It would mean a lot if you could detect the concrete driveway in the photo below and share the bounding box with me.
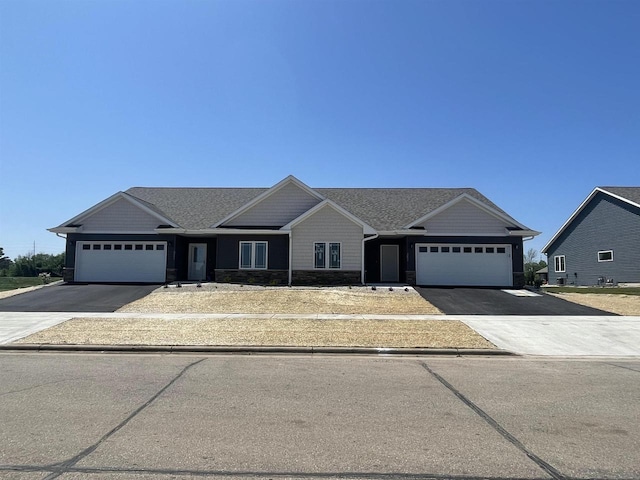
[0,283,159,312]
[458,315,640,356]
[416,287,613,315]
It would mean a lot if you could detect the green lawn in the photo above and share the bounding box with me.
[0,277,61,292]
[543,286,640,296]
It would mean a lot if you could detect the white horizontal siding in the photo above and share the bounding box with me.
[291,205,363,270]
[225,182,321,227]
[81,198,161,232]
[417,199,509,235]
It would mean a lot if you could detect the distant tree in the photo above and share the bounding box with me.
[0,247,13,276]
[9,252,65,277]
[523,248,545,286]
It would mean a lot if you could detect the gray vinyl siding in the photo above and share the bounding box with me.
[80,198,162,232]
[415,199,509,235]
[224,182,321,227]
[216,235,289,270]
[291,205,363,270]
[546,192,640,285]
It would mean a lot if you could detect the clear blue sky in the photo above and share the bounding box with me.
[1,0,639,262]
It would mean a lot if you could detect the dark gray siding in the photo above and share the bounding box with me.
[216,235,289,270]
[545,192,640,285]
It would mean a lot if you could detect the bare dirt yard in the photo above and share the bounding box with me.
[118,284,442,315]
[546,292,640,316]
[17,317,493,349]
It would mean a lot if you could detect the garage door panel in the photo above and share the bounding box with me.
[75,242,167,283]
[416,244,512,287]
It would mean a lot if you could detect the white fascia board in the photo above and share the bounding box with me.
[508,229,541,237]
[155,228,287,235]
[541,187,601,253]
[211,175,325,228]
[47,226,83,234]
[376,230,429,236]
[281,199,377,235]
[404,193,529,230]
[53,191,179,230]
[598,188,640,209]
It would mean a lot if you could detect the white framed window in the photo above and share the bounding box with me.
[554,255,566,273]
[598,250,613,262]
[239,241,268,269]
[314,242,341,269]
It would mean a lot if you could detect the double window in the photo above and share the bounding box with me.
[554,255,566,273]
[239,241,267,269]
[314,242,341,269]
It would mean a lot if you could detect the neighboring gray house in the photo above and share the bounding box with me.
[542,187,640,286]
[49,175,539,287]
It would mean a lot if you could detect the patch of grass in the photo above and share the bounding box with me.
[543,286,640,296]
[0,277,57,292]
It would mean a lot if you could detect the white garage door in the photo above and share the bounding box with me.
[416,244,512,287]
[75,241,167,283]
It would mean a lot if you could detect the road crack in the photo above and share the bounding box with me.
[419,361,565,480]
[42,357,206,479]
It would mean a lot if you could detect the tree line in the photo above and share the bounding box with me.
[0,247,65,277]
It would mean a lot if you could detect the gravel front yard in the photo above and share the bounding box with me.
[118,284,442,315]
[546,292,640,316]
[16,317,494,349]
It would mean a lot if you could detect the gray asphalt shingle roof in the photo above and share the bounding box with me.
[124,185,524,231]
[600,187,640,206]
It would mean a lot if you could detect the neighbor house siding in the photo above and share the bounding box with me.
[545,192,640,286]
[80,198,161,232]
[224,182,322,227]
[291,205,363,271]
[415,199,509,235]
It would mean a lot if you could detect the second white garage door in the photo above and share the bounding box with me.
[75,241,167,283]
[416,244,512,287]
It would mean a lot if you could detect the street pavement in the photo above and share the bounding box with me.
[2,311,640,356]
[0,354,638,479]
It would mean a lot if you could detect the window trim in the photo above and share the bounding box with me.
[313,241,342,269]
[554,255,566,273]
[239,241,268,270]
[597,250,614,262]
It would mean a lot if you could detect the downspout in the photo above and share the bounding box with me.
[361,234,379,285]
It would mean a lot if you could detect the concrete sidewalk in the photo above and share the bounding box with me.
[1,311,640,356]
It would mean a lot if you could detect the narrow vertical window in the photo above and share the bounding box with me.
[314,243,326,269]
[255,242,267,269]
[554,255,566,273]
[240,242,252,269]
[329,243,341,268]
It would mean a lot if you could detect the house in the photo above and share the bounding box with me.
[542,187,640,286]
[49,175,539,287]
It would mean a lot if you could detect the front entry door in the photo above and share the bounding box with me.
[188,244,207,281]
[380,245,399,282]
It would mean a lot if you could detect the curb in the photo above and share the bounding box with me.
[0,344,514,356]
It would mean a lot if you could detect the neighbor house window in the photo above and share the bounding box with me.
[314,242,341,269]
[598,250,613,262]
[239,241,267,269]
[554,255,566,272]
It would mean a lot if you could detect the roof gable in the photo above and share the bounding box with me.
[282,199,376,234]
[407,194,524,235]
[50,192,179,233]
[542,187,640,253]
[217,176,324,228]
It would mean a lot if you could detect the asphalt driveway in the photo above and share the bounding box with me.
[416,287,614,315]
[0,283,159,312]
